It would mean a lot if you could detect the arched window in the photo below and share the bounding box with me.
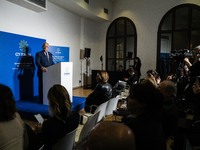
[106,17,137,71]
[157,4,200,79]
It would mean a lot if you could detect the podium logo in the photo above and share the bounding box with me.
[64,73,70,76]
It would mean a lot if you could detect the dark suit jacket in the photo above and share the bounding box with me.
[122,114,166,150]
[35,50,54,76]
[85,82,112,113]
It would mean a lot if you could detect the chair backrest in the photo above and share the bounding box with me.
[185,137,193,150]
[52,128,77,150]
[105,97,119,116]
[94,101,108,122]
[78,111,100,142]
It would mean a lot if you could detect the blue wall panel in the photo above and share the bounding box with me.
[0,31,69,102]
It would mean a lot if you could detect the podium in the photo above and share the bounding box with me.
[43,62,73,105]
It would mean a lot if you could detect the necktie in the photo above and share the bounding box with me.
[45,52,49,61]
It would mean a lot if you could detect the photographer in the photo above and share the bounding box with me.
[183,46,200,110]
[169,50,192,101]
[184,45,200,83]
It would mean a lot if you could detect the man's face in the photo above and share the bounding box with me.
[195,49,200,61]
[43,43,49,51]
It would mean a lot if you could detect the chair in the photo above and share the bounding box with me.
[94,101,108,122]
[83,101,108,122]
[79,111,100,142]
[105,97,120,116]
[52,128,77,150]
[75,111,100,149]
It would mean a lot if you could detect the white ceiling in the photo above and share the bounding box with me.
[48,0,116,22]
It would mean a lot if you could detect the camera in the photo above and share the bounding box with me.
[169,49,193,59]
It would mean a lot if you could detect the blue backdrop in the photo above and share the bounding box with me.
[0,31,69,101]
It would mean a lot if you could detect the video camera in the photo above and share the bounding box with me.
[169,49,193,59]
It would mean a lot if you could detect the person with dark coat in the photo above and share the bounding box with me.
[158,80,179,139]
[133,57,142,81]
[84,70,112,113]
[35,42,54,103]
[122,80,166,150]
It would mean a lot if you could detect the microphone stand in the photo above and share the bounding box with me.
[84,57,90,89]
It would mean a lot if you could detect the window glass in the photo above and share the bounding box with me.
[175,7,189,29]
[160,33,172,54]
[192,8,200,28]
[108,24,115,37]
[173,31,189,50]
[116,20,125,36]
[107,39,115,58]
[106,18,136,71]
[107,59,115,71]
[161,14,172,30]
[191,30,200,49]
[116,38,124,59]
[127,21,135,34]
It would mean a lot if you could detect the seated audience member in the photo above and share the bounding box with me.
[0,84,28,150]
[124,67,139,87]
[117,65,125,72]
[112,80,128,97]
[122,80,166,150]
[81,121,136,150]
[29,84,80,150]
[113,66,137,97]
[158,80,179,139]
[85,70,112,113]
[146,69,161,87]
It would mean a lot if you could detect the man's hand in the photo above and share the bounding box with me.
[192,82,200,94]
[41,67,48,72]
[184,57,192,67]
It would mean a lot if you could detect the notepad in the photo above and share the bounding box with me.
[34,114,44,124]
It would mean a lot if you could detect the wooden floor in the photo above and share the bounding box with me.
[72,87,93,142]
[73,87,93,97]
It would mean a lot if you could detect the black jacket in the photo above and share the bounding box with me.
[85,82,112,113]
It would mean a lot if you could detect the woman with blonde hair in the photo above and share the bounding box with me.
[30,84,80,150]
[85,70,112,113]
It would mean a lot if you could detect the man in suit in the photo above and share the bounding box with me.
[35,42,54,103]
